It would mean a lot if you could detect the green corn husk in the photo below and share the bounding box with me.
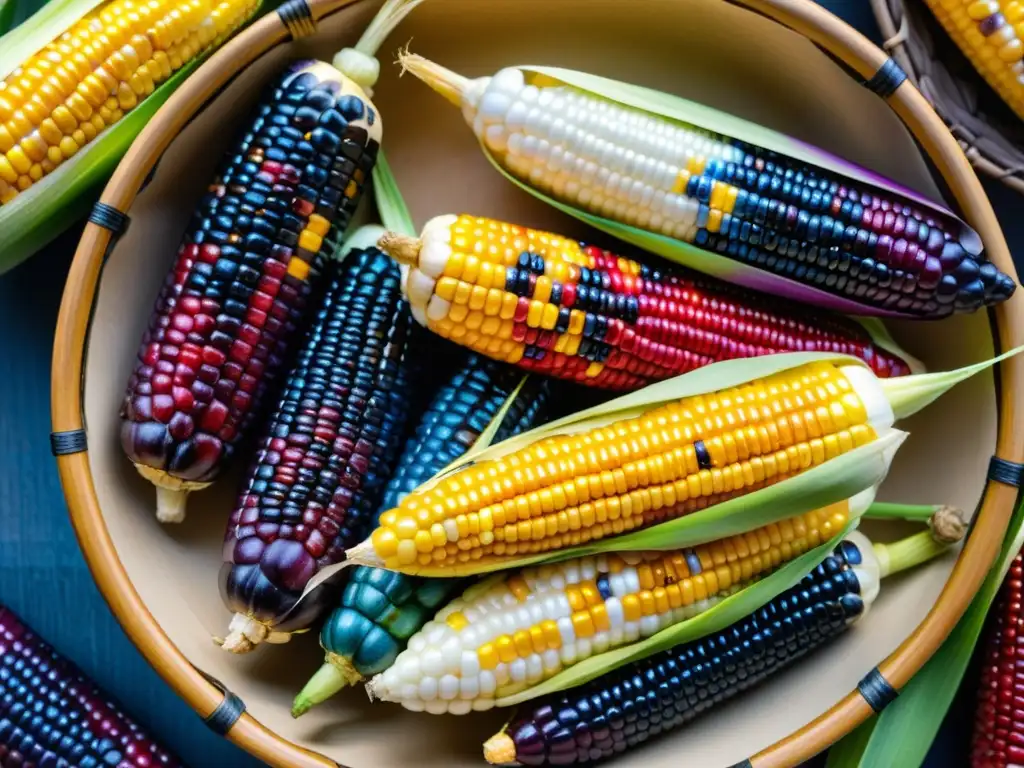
[286,344,1023,609]
[827,499,1024,768]
[396,54,993,320]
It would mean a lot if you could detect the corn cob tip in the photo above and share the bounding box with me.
[929,505,967,544]
[396,50,469,107]
[483,733,517,766]
[378,231,422,266]
[217,613,292,653]
[292,654,364,717]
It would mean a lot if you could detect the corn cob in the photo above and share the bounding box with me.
[218,243,417,653]
[292,356,552,715]
[482,524,958,765]
[923,0,1024,122]
[378,215,916,391]
[366,492,869,715]
[119,60,382,523]
[971,552,1024,766]
[0,603,181,767]
[0,0,258,203]
[397,54,1016,318]
[380,355,553,511]
[353,358,900,577]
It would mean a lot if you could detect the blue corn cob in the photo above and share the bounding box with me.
[291,355,551,716]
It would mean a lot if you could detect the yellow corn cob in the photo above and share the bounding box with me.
[925,0,1024,120]
[0,0,258,203]
[362,359,894,576]
[366,495,861,714]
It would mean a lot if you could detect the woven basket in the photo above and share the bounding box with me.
[49,0,1024,766]
[871,0,1024,196]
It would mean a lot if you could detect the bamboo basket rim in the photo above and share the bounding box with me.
[48,0,1024,766]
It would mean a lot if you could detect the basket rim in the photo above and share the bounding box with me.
[48,0,1024,766]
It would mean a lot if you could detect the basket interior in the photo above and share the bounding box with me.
[79,0,999,766]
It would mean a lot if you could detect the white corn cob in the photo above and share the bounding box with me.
[366,488,876,715]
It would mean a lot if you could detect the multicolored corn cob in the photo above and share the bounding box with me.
[352,359,902,577]
[218,244,416,653]
[482,522,959,765]
[0,604,181,768]
[367,494,871,714]
[972,552,1024,766]
[119,61,381,523]
[923,0,1024,122]
[0,0,258,202]
[397,54,1016,318]
[292,357,552,715]
[378,215,916,391]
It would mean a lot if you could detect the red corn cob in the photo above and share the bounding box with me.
[0,604,182,768]
[377,214,919,392]
[973,553,1024,767]
[119,60,381,524]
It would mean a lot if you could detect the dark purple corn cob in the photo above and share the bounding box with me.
[0,604,181,768]
[218,243,417,653]
[119,60,382,524]
[482,541,868,766]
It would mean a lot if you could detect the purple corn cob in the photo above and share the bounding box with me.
[218,243,418,653]
[0,604,181,768]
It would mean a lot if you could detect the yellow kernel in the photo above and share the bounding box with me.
[414,530,433,553]
[445,611,468,631]
[622,594,642,621]
[513,630,533,656]
[565,586,586,613]
[591,604,611,632]
[371,528,398,558]
[571,611,595,639]
[541,619,562,649]
[478,643,499,670]
[639,591,656,616]
[6,147,30,174]
[680,579,695,606]
[692,575,708,601]
[496,635,518,663]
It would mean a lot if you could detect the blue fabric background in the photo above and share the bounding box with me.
[2,1,1022,765]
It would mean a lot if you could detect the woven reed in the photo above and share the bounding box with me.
[870,0,1024,195]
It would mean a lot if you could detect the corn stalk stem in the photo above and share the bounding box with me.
[874,530,955,578]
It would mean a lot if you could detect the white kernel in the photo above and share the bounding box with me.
[579,559,597,581]
[524,108,544,136]
[592,632,610,654]
[528,601,546,625]
[479,90,512,122]
[557,616,576,645]
[576,638,592,661]
[560,643,577,665]
[396,653,420,681]
[526,654,544,683]
[441,637,462,673]
[605,598,625,630]
[493,664,510,688]
[509,658,528,683]
[472,113,487,140]
[542,649,562,673]
[422,648,445,677]
[622,569,640,594]
[484,124,508,153]
[461,650,481,679]
[400,683,419,701]
[409,634,426,653]
[418,676,438,701]
[472,698,496,712]
[537,88,555,107]
[506,100,528,131]
[438,674,460,700]
[479,670,497,696]
[459,675,479,700]
[608,574,627,597]
[624,622,641,643]
[419,241,452,278]
[639,615,660,637]
[507,132,524,156]
[492,67,525,94]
